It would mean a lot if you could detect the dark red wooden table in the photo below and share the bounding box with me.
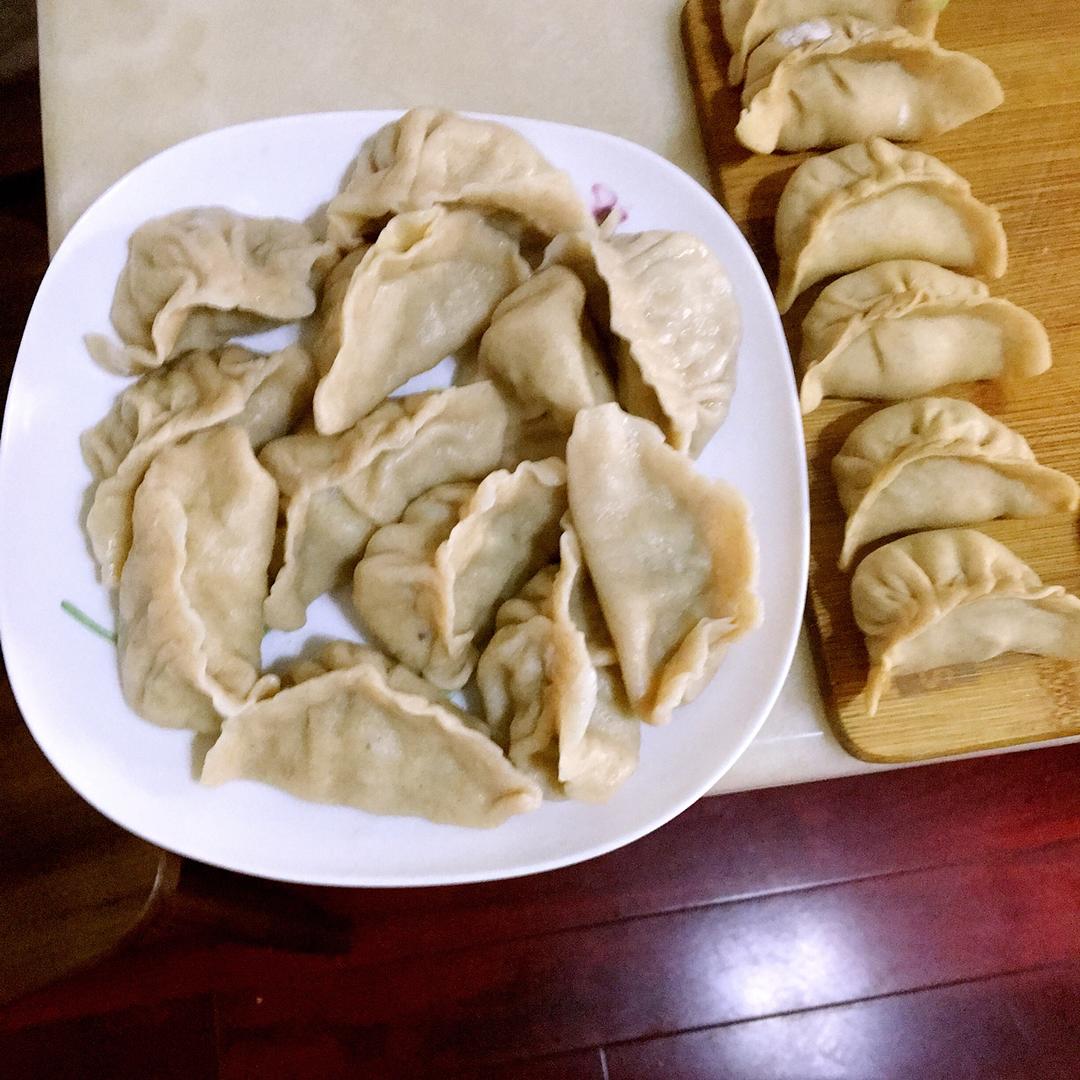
[1,32,1078,1080]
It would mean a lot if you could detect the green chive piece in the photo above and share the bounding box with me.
[61,600,117,644]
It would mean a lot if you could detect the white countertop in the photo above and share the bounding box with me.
[34,0,900,794]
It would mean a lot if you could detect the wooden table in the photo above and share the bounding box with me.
[1,31,1078,1080]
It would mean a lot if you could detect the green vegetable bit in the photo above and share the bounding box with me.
[60,600,117,644]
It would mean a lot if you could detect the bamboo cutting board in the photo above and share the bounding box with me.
[682,0,1080,762]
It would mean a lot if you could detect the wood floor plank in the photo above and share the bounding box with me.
[0,176,47,417]
[0,995,217,1080]
[288,743,1080,960]
[1000,966,1080,1075]
[6,746,1079,1033]
[603,966,1080,1080]
[465,1050,608,1080]
[0,76,41,180]
[211,842,1080,1070]
[218,1030,607,1080]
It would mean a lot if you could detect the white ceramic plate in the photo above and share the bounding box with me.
[0,112,808,886]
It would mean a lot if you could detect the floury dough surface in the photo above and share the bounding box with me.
[37,0,707,249]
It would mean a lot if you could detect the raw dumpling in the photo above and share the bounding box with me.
[477,522,640,802]
[477,266,616,438]
[834,399,1079,569]
[312,206,530,434]
[354,459,567,689]
[118,426,279,732]
[736,19,1002,154]
[567,404,761,724]
[82,345,315,585]
[545,229,741,455]
[852,529,1080,714]
[775,139,1007,312]
[88,207,326,374]
[720,0,942,83]
[799,261,1052,413]
[202,642,541,828]
[324,107,594,249]
[260,381,511,632]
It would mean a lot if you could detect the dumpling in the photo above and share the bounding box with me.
[799,261,1052,413]
[82,345,315,585]
[87,207,326,374]
[775,139,1007,312]
[324,107,594,249]
[477,266,616,439]
[545,229,742,455]
[311,244,369,377]
[720,0,942,83]
[312,206,530,435]
[118,426,279,732]
[201,641,542,828]
[736,19,1002,154]
[852,529,1080,715]
[260,381,511,632]
[353,459,567,689]
[81,344,315,481]
[834,399,1079,570]
[567,404,761,724]
[477,522,640,802]
[281,639,446,700]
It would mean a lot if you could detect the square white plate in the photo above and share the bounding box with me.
[0,112,808,886]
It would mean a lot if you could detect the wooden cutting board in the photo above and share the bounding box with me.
[682,0,1080,762]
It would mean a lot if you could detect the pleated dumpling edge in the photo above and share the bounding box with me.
[201,643,542,829]
[852,530,1080,715]
[774,139,1007,313]
[798,261,1051,413]
[833,399,1080,570]
[736,19,1002,155]
[566,404,761,725]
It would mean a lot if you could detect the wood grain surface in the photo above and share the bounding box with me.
[682,0,1080,761]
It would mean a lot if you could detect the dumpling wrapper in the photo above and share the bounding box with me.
[477,522,640,803]
[737,19,1002,154]
[324,107,594,249]
[311,245,368,378]
[545,229,741,456]
[567,404,761,724]
[799,261,1051,414]
[852,529,1080,715]
[260,381,511,632]
[82,345,315,585]
[312,206,529,435]
[87,207,326,374]
[775,139,1007,313]
[720,0,942,83]
[118,426,279,733]
[477,266,616,439]
[834,398,1080,569]
[354,458,567,689]
[283,640,502,746]
[281,639,449,701]
[201,641,542,829]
